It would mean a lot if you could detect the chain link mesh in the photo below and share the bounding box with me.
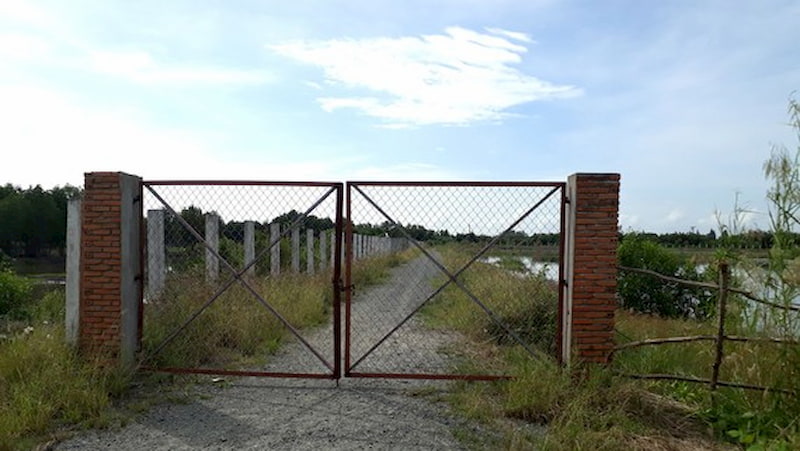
[346,183,563,377]
[141,183,341,376]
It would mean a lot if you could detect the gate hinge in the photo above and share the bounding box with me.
[564,197,571,204]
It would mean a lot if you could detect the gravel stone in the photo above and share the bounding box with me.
[57,255,477,450]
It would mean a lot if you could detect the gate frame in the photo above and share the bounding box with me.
[343,181,568,381]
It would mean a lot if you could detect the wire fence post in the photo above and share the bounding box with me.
[710,261,730,392]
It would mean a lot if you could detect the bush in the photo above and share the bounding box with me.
[618,234,714,319]
[0,270,33,318]
[0,250,12,272]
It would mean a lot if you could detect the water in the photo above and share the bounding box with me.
[482,256,559,281]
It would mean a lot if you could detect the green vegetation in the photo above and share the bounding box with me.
[425,245,730,449]
[0,184,80,260]
[0,250,409,450]
[615,309,800,449]
[423,245,558,360]
[0,283,130,450]
[0,270,33,319]
[142,272,333,369]
[618,234,715,319]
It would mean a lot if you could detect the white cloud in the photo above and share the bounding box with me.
[665,209,685,223]
[88,50,269,85]
[0,84,333,188]
[0,33,50,61]
[483,27,535,44]
[270,26,581,127]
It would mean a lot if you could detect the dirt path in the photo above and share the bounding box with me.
[57,255,478,450]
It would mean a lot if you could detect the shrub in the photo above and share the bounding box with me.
[0,270,33,318]
[0,249,11,272]
[618,234,714,319]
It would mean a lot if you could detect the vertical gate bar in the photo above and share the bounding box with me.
[557,184,567,365]
[333,184,344,379]
[344,184,353,375]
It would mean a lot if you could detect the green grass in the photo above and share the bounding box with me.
[1,249,412,450]
[421,245,741,450]
[143,249,413,369]
[422,245,558,365]
[141,270,333,369]
[0,323,131,450]
[614,309,800,448]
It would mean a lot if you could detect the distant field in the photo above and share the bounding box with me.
[11,257,65,277]
[671,246,769,262]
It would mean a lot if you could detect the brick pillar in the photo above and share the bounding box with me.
[80,172,142,366]
[563,173,620,365]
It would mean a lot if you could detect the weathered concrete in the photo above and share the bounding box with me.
[306,229,315,275]
[244,221,255,277]
[270,223,281,276]
[119,174,142,368]
[65,197,81,347]
[205,214,220,283]
[146,209,165,301]
[292,227,300,272]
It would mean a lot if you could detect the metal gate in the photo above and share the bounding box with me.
[139,181,343,379]
[344,182,566,380]
[137,180,564,381]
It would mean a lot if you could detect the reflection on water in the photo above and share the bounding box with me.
[482,256,559,281]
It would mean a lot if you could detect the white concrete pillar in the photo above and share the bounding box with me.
[244,221,256,277]
[306,229,315,275]
[292,227,300,272]
[270,222,281,275]
[146,209,165,301]
[319,230,328,271]
[205,213,219,283]
[65,197,81,347]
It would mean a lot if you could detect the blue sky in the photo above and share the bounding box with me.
[1,0,798,233]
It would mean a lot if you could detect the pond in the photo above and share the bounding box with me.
[482,256,559,281]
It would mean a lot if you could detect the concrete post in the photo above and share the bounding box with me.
[65,197,81,347]
[563,173,620,365]
[146,209,165,300]
[306,229,315,275]
[119,174,142,367]
[205,213,219,283]
[270,222,281,275]
[319,230,328,271]
[292,227,300,272]
[330,229,336,269]
[244,221,255,277]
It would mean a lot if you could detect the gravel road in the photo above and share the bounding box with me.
[57,255,478,450]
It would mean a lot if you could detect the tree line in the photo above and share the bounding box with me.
[0,184,81,259]
[0,182,783,263]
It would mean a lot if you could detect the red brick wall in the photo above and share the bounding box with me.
[569,173,620,363]
[79,172,123,357]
